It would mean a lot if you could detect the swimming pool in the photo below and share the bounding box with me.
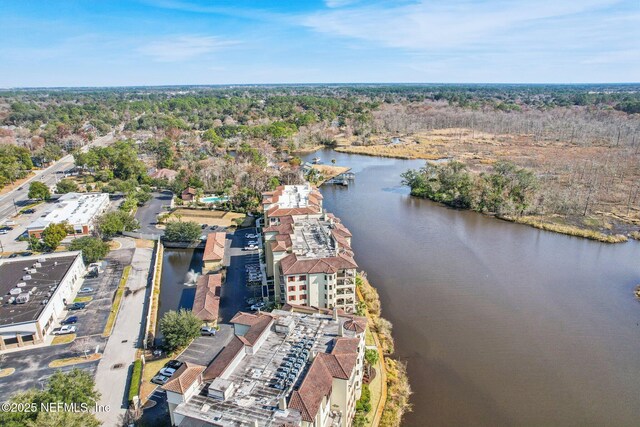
[200,195,229,204]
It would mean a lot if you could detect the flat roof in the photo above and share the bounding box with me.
[175,310,360,426]
[273,184,312,209]
[291,217,337,259]
[0,253,80,327]
[27,193,108,230]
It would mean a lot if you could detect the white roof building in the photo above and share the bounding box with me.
[26,192,110,236]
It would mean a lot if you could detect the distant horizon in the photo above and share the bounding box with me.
[2,82,640,91]
[1,1,638,87]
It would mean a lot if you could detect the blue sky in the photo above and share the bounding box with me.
[1,0,638,87]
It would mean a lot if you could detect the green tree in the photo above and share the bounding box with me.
[55,178,79,194]
[365,348,379,377]
[0,368,101,427]
[28,181,51,200]
[41,222,70,250]
[159,309,201,351]
[96,211,139,238]
[163,221,202,242]
[68,236,109,263]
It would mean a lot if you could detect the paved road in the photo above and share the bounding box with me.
[135,191,173,236]
[94,240,153,426]
[0,132,116,223]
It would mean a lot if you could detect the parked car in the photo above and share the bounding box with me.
[0,230,8,235]
[246,233,258,238]
[8,253,19,258]
[53,325,77,335]
[22,208,35,214]
[159,367,177,377]
[61,316,78,325]
[165,360,184,370]
[151,374,170,385]
[78,287,94,294]
[201,224,208,229]
[244,245,258,251]
[20,252,33,257]
[250,302,266,311]
[201,326,216,336]
[69,302,86,310]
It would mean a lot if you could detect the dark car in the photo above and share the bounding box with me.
[0,226,13,231]
[69,302,86,310]
[22,208,36,214]
[165,360,183,370]
[8,253,19,258]
[62,316,78,325]
[201,224,208,229]
[20,251,33,257]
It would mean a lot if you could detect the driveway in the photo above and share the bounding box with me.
[135,191,172,237]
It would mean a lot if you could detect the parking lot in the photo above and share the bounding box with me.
[0,241,135,403]
[218,227,263,322]
[177,324,234,366]
[62,260,125,337]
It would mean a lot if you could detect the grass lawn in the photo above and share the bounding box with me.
[365,328,376,347]
[49,353,101,368]
[51,333,76,345]
[73,296,93,303]
[0,368,16,378]
[103,265,131,337]
[140,357,170,403]
[165,208,245,227]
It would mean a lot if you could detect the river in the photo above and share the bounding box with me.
[303,149,640,426]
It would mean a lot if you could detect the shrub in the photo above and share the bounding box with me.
[128,359,142,402]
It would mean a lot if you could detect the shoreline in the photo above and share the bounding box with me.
[356,272,412,426]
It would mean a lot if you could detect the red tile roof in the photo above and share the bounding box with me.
[288,337,360,422]
[202,336,245,381]
[230,312,274,346]
[192,274,222,321]
[343,317,367,334]
[162,362,205,394]
[203,232,226,262]
[280,253,358,275]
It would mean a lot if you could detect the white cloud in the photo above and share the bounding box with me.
[324,0,360,7]
[138,35,236,62]
[302,0,624,50]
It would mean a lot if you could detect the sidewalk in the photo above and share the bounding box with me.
[94,240,153,426]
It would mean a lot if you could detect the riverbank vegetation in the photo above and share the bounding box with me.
[402,160,633,242]
[356,273,412,426]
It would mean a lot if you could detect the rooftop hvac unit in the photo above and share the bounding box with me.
[23,275,32,281]
[17,282,27,288]
[34,263,42,268]
[7,297,15,304]
[38,257,46,263]
[9,288,22,296]
[29,269,37,274]
[16,293,30,304]
[41,299,49,305]
[30,287,37,294]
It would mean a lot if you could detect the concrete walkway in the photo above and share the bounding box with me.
[94,240,154,426]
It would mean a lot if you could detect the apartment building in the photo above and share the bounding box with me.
[164,307,367,427]
[262,185,357,313]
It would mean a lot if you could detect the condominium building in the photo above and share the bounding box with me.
[262,184,357,313]
[164,306,367,427]
[26,192,110,237]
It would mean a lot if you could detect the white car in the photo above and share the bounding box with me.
[246,234,258,238]
[53,325,77,335]
[159,367,177,377]
[250,302,266,311]
[244,245,258,251]
[78,287,94,294]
